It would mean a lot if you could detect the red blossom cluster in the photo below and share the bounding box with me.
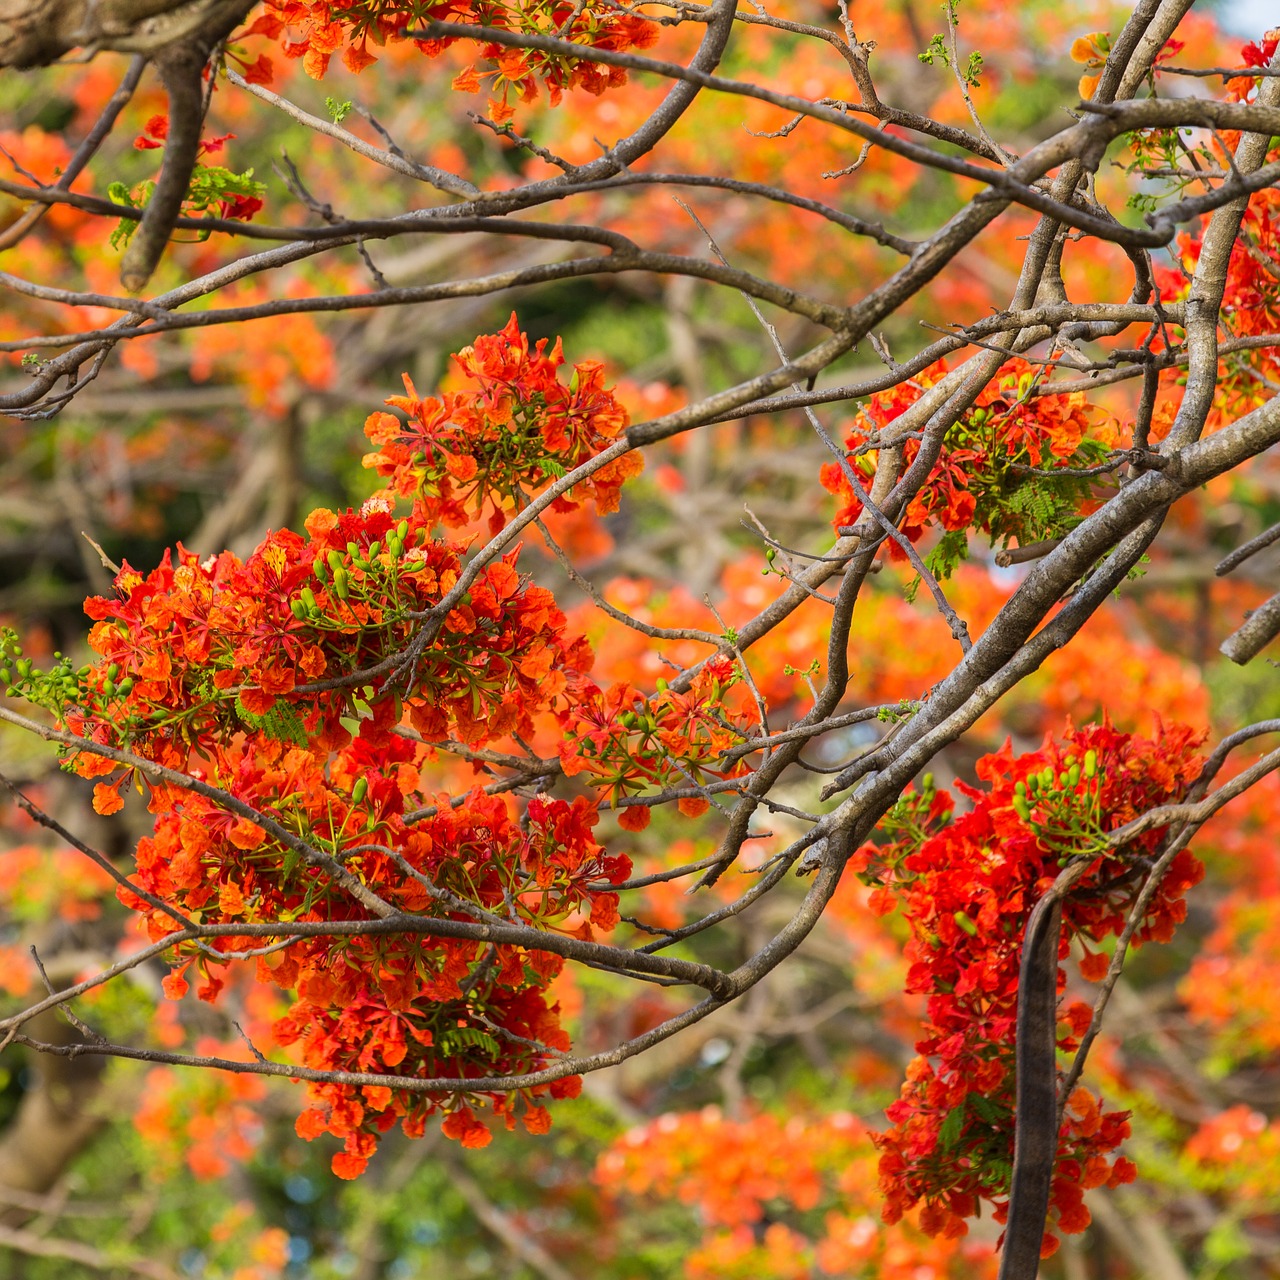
[862,722,1206,1253]
[820,358,1118,573]
[126,760,619,1174]
[35,318,650,1170]
[117,115,266,225]
[69,496,587,796]
[1158,183,1280,428]
[561,655,756,829]
[249,0,658,118]
[363,313,642,535]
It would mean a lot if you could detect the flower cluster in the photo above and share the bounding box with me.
[251,0,658,117]
[363,314,642,535]
[820,358,1118,579]
[561,656,755,828]
[863,722,1205,1254]
[55,495,587,802]
[107,118,265,242]
[1158,184,1280,429]
[12,317,651,1172]
[123,742,624,1174]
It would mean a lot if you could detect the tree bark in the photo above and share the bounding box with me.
[0,0,256,67]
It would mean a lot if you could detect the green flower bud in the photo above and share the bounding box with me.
[301,587,318,612]
[1084,749,1098,779]
[351,776,369,805]
[397,519,409,542]
[953,911,979,936]
[1068,764,1081,788]
[313,556,328,582]
[333,567,350,600]
[290,599,307,620]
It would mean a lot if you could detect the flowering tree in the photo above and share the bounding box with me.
[0,0,1279,1275]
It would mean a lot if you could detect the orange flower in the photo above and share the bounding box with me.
[92,781,125,815]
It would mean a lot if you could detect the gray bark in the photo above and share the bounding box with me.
[0,0,255,67]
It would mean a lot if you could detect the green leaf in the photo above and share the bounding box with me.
[969,1092,1007,1123]
[937,1102,966,1151]
[107,179,152,249]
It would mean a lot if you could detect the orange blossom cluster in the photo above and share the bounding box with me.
[249,0,658,116]
[863,722,1205,1254]
[49,319,654,1171]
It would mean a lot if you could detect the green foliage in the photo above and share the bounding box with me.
[919,33,950,67]
[107,178,154,248]
[107,162,264,251]
[234,693,309,746]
